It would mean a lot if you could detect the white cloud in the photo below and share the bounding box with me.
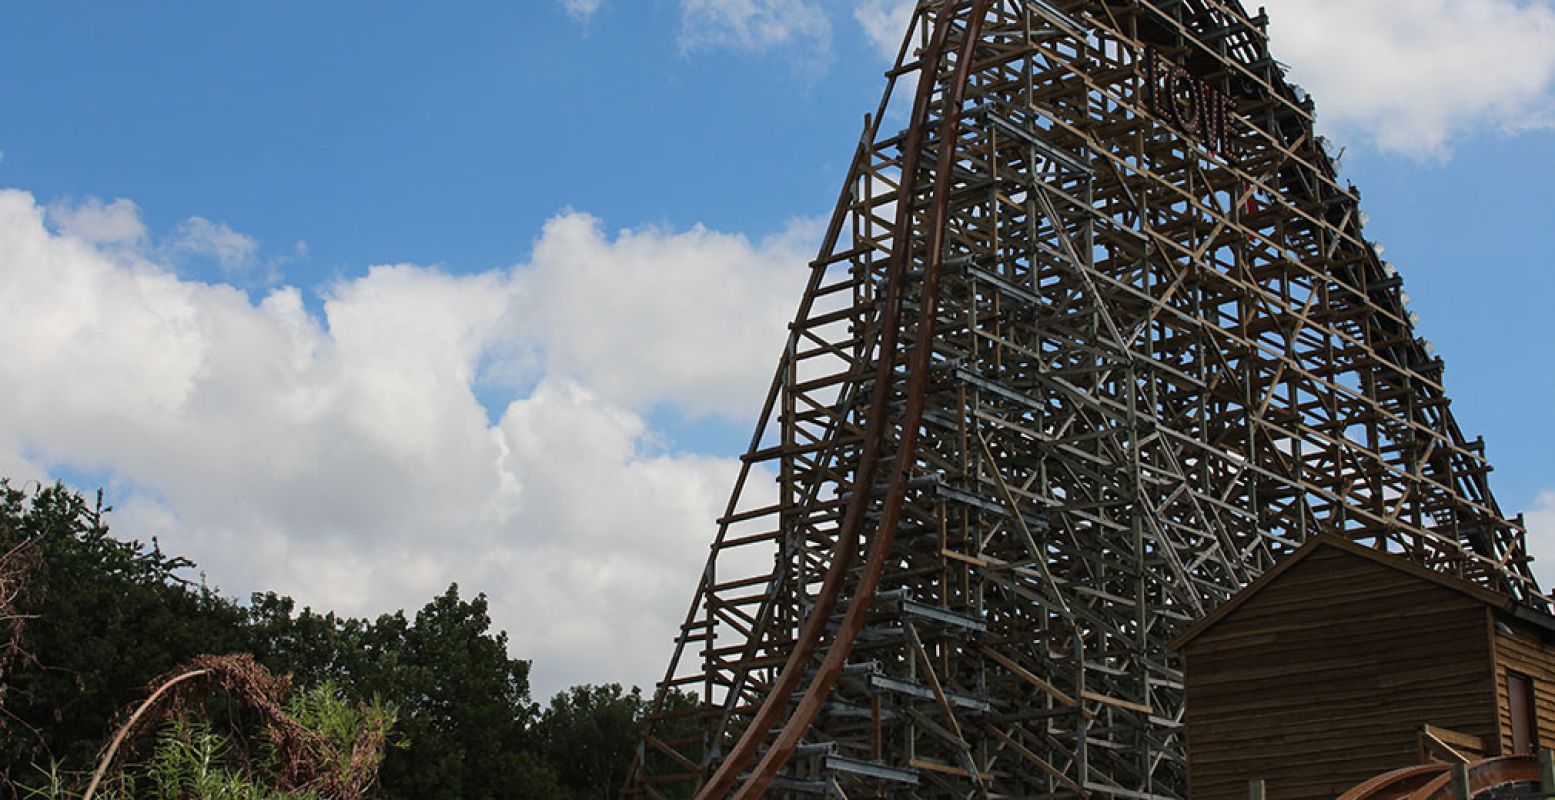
[1526,491,1555,590]
[841,0,1555,158]
[168,215,260,273]
[48,197,147,246]
[561,0,602,24]
[679,0,832,60]
[0,189,803,696]
[502,211,814,417]
[854,0,914,60]
[1263,0,1555,158]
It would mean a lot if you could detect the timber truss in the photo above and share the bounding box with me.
[625,1,1545,797]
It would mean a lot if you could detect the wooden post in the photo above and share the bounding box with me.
[1450,763,1471,800]
[1249,778,1266,800]
[1539,748,1555,798]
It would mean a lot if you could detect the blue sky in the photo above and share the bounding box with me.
[1,0,1553,696]
[0,3,872,276]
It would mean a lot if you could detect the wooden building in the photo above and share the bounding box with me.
[1171,535,1555,800]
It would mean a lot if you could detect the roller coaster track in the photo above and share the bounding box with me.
[1338,757,1544,800]
[624,1,1546,797]
[699,3,993,796]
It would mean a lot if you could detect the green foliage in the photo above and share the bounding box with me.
[17,721,318,800]
[243,595,365,693]
[0,480,684,800]
[247,588,560,800]
[534,684,645,800]
[143,720,312,800]
[278,682,397,794]
[367,588,541,800]
[0,481,249,780]
[16,762,75,800]
[17,679,396,800]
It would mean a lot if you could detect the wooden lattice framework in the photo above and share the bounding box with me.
[624,1,1546,797]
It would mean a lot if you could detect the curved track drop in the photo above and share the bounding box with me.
[625,1,1545,797]
[1338,758,1543,800]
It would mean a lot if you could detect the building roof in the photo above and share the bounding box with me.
[1168,534,1555,652]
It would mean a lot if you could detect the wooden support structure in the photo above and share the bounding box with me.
[622,0,1546,797]
[1450,764,1472,800]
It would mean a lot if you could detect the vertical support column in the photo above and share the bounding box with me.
[1450,763,1471,800]
[1075,633,1089,789]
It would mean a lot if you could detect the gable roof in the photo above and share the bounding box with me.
[1168,534,1555,652]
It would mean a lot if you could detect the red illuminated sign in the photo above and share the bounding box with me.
[1143,49,1239,163]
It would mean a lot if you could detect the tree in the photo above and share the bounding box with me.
[368,586,547,800]
[0,481,250,782]
[247,585,565,800]
[246,593,371,697]
[0,480,611,799]
[535,684,645,800]
[18,678,397,800]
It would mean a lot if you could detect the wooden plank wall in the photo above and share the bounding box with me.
[1184,546,1498,800]
[1492,620,1555,754]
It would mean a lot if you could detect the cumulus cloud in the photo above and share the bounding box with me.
[168,215,261,273]
[1525,491,1555,590]
[840,0,1555,157]
[48,197,147,246]
[854,0,914,60]
[0,189,805,695]
[501,211,815,417]
[679,0,832,60]
[1262,0,1555,158]
[560,0,602,24]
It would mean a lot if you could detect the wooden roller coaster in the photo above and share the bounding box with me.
[1338,757,1547,800]
[624,0,1547,797]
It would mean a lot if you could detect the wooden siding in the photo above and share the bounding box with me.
[1492,620,1555,755]
[1184,546,1498,800]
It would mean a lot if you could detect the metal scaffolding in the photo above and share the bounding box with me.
[625,1,1545,797]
